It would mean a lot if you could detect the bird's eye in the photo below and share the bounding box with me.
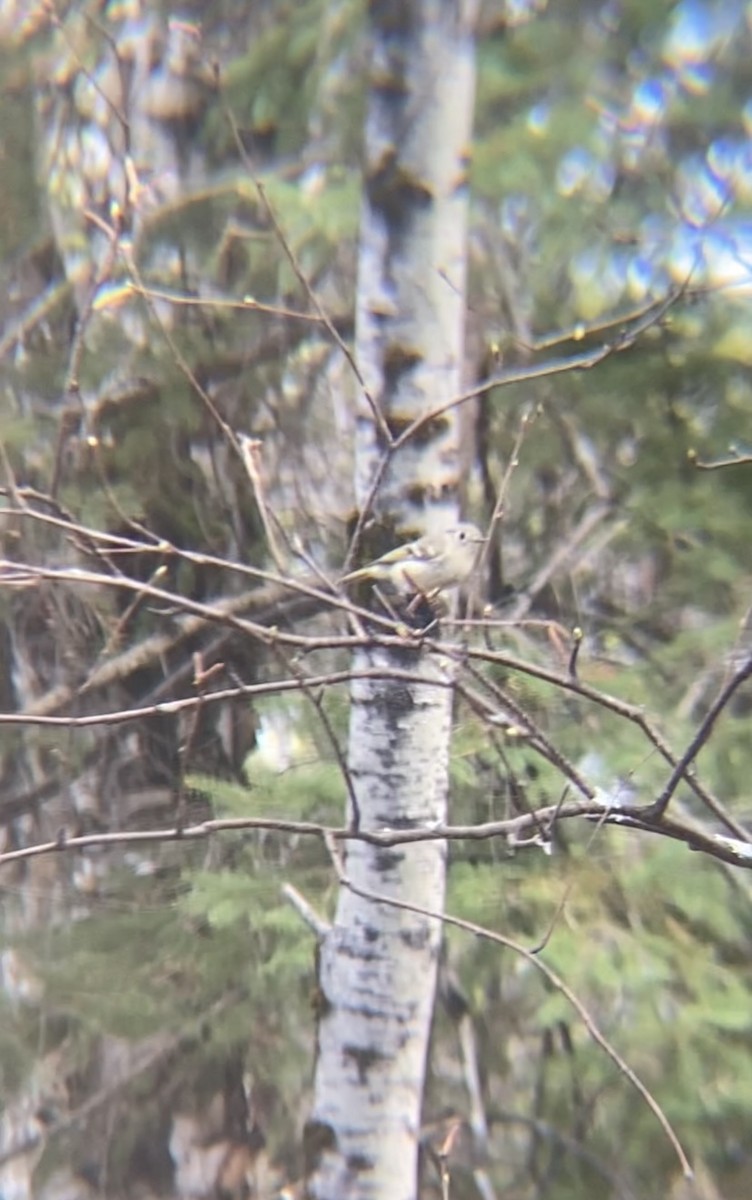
[458,530,466,541]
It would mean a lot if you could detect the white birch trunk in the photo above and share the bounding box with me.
[308,3,478,1198]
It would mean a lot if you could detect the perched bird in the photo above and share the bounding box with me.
[340,523,485,594]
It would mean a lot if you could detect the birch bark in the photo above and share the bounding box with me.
[308,4,478,1197]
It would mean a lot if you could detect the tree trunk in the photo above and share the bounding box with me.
[307,3,478,1198]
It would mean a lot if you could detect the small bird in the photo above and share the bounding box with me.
[340,523,485,594]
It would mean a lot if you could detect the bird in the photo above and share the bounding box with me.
[340,523,485,594]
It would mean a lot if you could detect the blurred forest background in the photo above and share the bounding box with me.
[2,0,752,1198]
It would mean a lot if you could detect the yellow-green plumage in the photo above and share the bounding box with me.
[340,523,484,593]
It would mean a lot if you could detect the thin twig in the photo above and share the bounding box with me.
[322,833,693,1181]
[648,655,752,820]
[213,65,392,450]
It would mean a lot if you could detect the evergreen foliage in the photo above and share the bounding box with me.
[1,0,752,1196]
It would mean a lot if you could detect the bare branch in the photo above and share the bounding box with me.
[2,798,752,871]
[282,883,330,938]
